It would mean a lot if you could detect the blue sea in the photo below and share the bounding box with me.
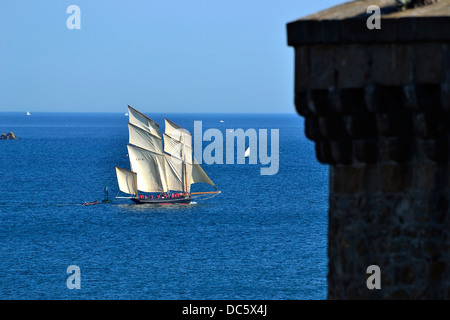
[0,112,328,300]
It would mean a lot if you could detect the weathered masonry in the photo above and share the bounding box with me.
[287,0,450,299]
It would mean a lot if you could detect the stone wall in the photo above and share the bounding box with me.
[287,0,450,299]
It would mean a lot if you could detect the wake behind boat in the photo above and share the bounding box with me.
[115,106,221,204]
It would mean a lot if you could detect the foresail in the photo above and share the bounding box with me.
[128,106,161,138]
[191,159,217,189]
[129,123,163,154]
[115,167,137,196]
[127,144,168,193]
[164,119,192,148]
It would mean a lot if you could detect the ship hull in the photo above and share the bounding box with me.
[130,195,191,205]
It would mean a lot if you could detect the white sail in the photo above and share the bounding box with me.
[164,118,192,148]
[115,167,138,196]
[129,123,163,154]
[164,153,188,192]
[127,144,168,193]
[191,159,217,189]
[163,133,192,164]
[245,147,250,158]
[128,106,161,138]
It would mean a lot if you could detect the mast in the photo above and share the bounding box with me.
[181,130,188,194]
[184,162,188,194]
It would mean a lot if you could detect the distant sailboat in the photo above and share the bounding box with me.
[26,111,31,116]
[245,147,250,158]
[115,105,221,204]
[124,112,129,116]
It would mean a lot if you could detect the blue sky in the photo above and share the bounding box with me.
[0,0,343,113]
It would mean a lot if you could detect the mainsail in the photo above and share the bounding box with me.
[127,144,167,193]
[116,106,217,197]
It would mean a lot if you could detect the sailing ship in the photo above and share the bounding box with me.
[26,111,31,116]
[115,106,220,204]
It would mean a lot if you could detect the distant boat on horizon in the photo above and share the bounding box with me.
[124,112,129,116]
[26,111,31,116]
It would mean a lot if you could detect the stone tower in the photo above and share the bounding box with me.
[287,0,450,299]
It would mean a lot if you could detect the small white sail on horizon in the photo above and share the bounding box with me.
[26,111,31,116]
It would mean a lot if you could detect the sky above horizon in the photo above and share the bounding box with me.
[0,0,343,114]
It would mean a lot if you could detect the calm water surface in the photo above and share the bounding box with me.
[0,112,328,299]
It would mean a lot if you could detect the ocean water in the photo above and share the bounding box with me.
[0,112,328,300]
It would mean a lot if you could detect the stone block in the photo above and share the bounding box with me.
[381,137,413,163]
[318,116,348,139]
[337,44,369,88]
[315,140,332,164]
[371,85,405,114]
[304,116,321,141]
[309,45,337,89]
[340,88,366,115]
[442,83,450,111]
[376,112,413,138]
[294,46,310,92]
[295,92,310,117]
[330,140,353,164]
[310,89,333,116]
[370,44,414,86]
[353,139,378,163]
[414,43,446,84]
[362,164,382,193]
[286,20,321,46]
[382,163,405,193]
[332,165,363,194]
[415,17,450,42]
[413,161,435,192]
[339,18,370,44]
[345,113,377,139]
[416,83,442,113]
[414,113,448,139]
[418,138,449,163]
